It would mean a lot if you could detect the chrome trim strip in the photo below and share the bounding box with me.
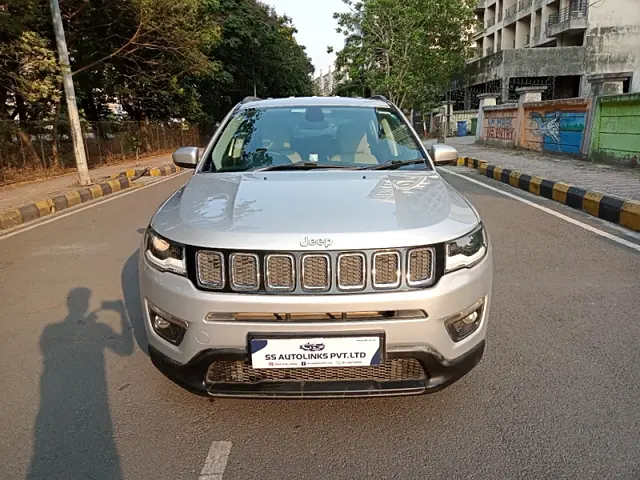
[229,252,260,292]
[372,250,401,289]
[406,247,436,287]
[336,252,366,291]
[264,253,296,292]
[195,250,225,289]
[301,253,331,292]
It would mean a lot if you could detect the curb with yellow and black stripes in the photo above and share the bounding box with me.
[456,156,640,232]
[0,163,183,231]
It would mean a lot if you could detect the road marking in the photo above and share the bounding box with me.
[0,171,190,241]
[199,441,232,480]
[442,168,640,253]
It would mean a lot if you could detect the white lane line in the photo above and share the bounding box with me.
[0,171,190,241]
[199,441,232,480]
[442,168,640,253]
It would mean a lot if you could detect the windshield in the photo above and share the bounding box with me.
[201,105,429,172]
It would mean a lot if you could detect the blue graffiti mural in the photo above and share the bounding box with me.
[529,110,586,154]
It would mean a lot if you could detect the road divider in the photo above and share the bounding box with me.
[456,156,640,232]
[0,163,182,231]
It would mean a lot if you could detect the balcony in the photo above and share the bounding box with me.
[497,39,502,51]
[475,0,486,12]
[534,0,543,7]
[487,17,496,28]
[505,5,518,23]
[525,33,530,46]
[546,3,588,37]
[518,0,533,11]
[533,24,541,41]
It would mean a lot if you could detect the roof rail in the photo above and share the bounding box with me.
[241,96,261,104]
[369,95,390,103]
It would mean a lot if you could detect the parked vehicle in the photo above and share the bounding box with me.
[139,95,493,398]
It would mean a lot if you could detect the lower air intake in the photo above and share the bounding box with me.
[206,358,426,383]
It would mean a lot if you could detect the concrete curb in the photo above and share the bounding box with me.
[109,163,182,179]
[0,163,182,231]
[456,156,640,232]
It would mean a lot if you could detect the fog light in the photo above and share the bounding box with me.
[148,303,188,345]
[445,299,484,342]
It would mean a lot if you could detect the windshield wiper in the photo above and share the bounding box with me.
[255,162,353,171]
[357,159,427,170]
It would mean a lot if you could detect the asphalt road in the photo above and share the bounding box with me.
[1,167,639,480]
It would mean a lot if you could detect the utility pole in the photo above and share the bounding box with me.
[49,0,91,186]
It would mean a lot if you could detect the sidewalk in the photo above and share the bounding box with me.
[0,153,175,212]
[428,137,640,201]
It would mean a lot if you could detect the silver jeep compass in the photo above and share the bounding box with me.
[139,95,493,398]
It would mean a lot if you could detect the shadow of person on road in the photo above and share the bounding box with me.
[27,288,133,480]
[122,249,149,355]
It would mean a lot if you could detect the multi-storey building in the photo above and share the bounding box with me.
[462,0,640,104]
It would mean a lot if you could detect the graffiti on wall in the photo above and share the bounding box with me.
[486,116,515,140]
[528,110,586,154]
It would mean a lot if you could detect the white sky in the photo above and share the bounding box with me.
[264,0,349,77]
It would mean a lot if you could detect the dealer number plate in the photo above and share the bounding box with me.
[250,335,383,369]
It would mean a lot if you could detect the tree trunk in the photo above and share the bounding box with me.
[51,94,63,169]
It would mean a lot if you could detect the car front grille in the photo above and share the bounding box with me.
[191,246,439,295]
[206,358,427,384]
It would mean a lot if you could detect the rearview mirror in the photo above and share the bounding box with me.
[430,144,458,166]
[172,147,199,169]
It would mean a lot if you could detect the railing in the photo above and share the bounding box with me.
[476,0,486,8]
[533,24,541,40]
[518,0,533,11]
[487,17,496,27]
[525,33,530,45]
[0,120,200,186]
[547,3,588,28]
[485,46,495,56]
[534,0,543,7]
[469,46,483,60]
[505,4,518,19]
[497,39,502,50]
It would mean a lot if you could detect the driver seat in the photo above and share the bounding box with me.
[265,127,303,163]
[329,123,378,165]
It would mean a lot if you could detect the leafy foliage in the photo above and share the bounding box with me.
[0,0,314,127]
[332,0,477,111]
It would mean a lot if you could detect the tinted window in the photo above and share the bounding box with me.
[201,106,427,172]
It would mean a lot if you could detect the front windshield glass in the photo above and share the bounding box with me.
[201,105,429,172]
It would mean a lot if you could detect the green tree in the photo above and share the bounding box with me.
[197,0,314,124]
[332,0,476,111]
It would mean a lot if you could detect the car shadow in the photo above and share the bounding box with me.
[122,249,149,355]
[27,288,133,480]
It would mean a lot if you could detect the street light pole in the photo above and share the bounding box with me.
[49,0,91,186]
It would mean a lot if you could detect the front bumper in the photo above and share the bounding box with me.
[140,245,492,398]
[149,340,486,398]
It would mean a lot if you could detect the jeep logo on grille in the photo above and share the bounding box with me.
[300,236,333,248]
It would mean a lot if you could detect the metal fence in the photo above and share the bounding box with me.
[0,120,200,186]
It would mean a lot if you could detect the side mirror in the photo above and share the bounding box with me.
[172,146,199,169]
[430,144,458,166]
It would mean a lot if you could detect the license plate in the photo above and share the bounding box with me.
[249,335,383,369]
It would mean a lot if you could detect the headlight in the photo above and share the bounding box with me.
[445,223,487,273]
[144,228,186,276]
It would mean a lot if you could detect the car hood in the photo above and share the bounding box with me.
[151,170,479,250]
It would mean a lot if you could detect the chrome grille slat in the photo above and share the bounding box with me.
[372,251,401,288]
[206,358,426,383]
[195,251,225,289]
[337,253,366,290]
[301,254,331,291]
[407,247,435,287]
[265,254,295,292]
[230,253,260,291]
